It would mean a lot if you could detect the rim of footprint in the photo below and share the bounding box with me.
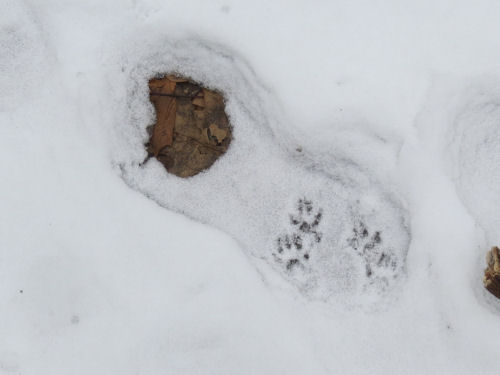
[117,39,410,307]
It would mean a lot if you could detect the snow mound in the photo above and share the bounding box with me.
[447,83,500,244]
[110,38,410,307]
[0,1,51,112]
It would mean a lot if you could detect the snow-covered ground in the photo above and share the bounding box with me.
[2,0,500,373]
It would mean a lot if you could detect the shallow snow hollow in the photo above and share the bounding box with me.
[113,38,410,307]
[2,1,500,374]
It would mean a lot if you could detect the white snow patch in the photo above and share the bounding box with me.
[2,0,500,374]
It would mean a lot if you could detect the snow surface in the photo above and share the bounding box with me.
[2,0,500,374]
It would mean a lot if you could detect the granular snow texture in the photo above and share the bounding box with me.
[2,1,500,374]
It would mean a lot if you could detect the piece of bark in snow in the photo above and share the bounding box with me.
[149,78,177,155]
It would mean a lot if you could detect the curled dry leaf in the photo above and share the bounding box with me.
[208,123,228,145]
[192,97,206,108]
[484,246,500,299]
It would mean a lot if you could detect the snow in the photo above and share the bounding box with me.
[1,0,500,374]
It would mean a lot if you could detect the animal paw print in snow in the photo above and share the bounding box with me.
[273,198,323,271]
[347,221,397,281]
